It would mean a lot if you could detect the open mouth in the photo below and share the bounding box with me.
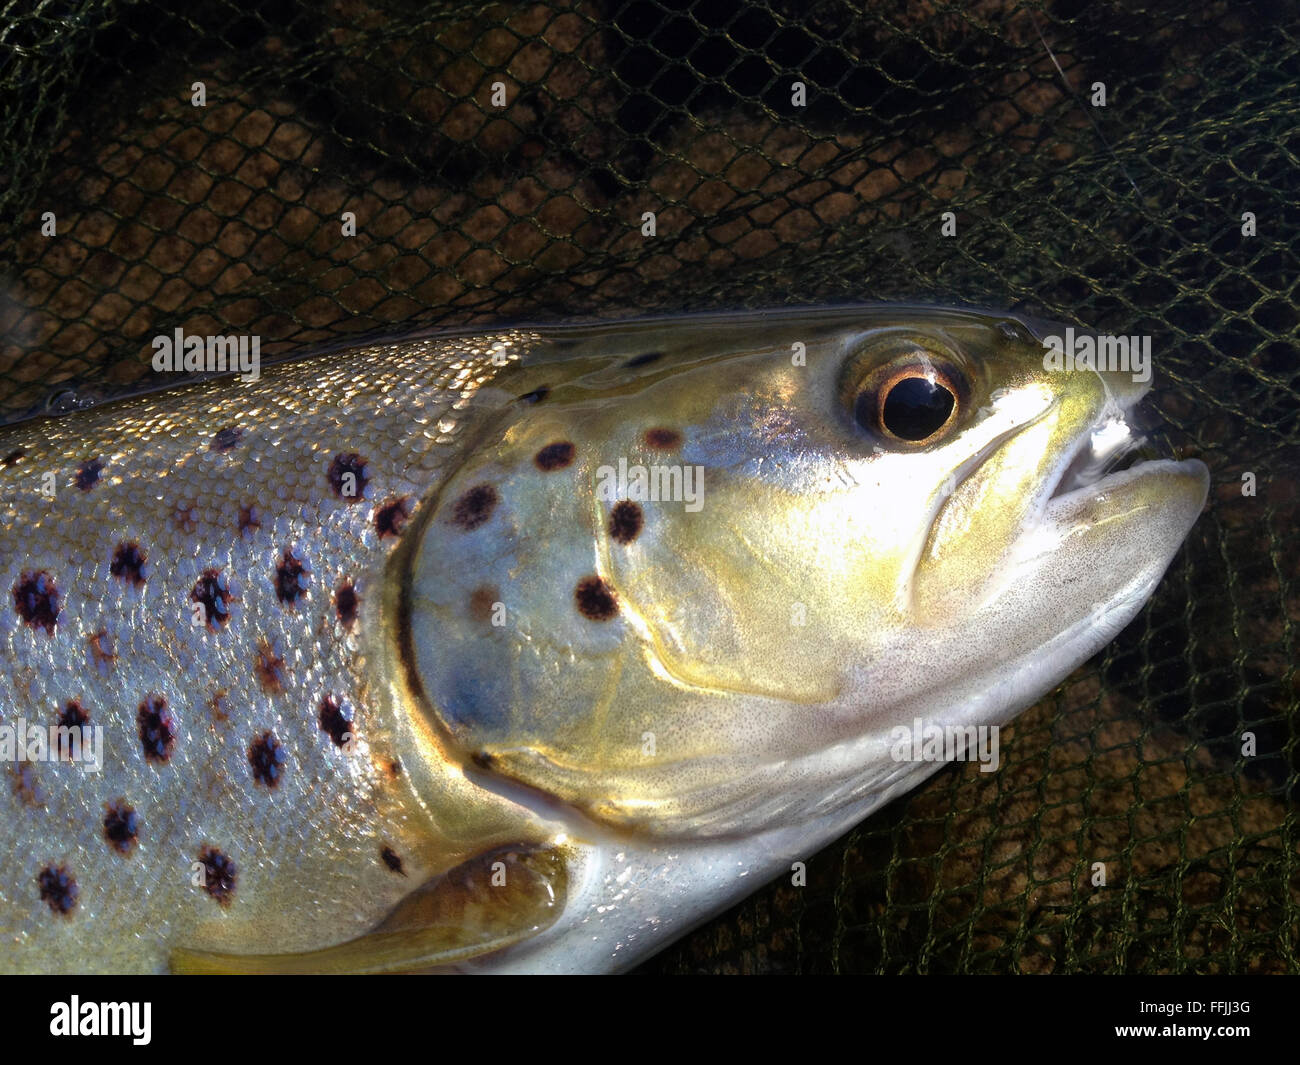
[1047,388,1160,502]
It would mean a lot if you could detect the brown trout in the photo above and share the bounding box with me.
[0,306,1208,973]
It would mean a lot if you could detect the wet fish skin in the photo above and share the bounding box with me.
[0,307,1209,973]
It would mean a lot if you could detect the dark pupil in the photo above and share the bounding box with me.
[880,376,955,440]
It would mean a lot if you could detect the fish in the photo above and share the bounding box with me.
[0,305,1209,973]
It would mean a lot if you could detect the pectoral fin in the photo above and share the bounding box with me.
[170,844,567,974]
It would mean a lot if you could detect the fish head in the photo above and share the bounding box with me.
[397,308,1209,836]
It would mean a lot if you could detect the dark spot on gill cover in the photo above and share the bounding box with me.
[644,427,683,450]
[210,426,243,452]
[450,483,498,530]
[137,694,176,763]
[380,846,406,876]
[198,846,237,906]
[328,452,369,502]
[248,730,287,788]
[318,695,354,747]
[334,579,359,628]
[254,638,288,694]
[103,800,139,855]
[37,864,78,915]
[609,500,643,544]
[468,584,499,623]
[191,568,233,629]
[274,547,310,606]
[13,571,59,634]
[624,351,664,368]
[574,576,619,621]
[518,384,550,404]
[110,542,147,586]
[74,457,104,491]
[534,441,575,471]
[374,496,413,539]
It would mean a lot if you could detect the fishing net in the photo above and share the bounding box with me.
[1,0,1295,973]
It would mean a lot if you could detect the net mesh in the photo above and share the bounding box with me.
[1,0,1295,973]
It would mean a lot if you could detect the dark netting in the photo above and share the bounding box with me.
[0,0,1295,973]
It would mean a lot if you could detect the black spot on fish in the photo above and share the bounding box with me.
[374,496,413,539]
[328,452,369,503]
[138,695,176,763]
[274,547,310,607]
[249,730,287,788]
[387,758,402,778]
[1,448,24,468]
[58,699,89,729]
[644,427,683,450]
[471,750,496,770]
[609,500,644,544]
[468,584,499,624]
[451,483,497,530]
[574,576,619,621]
[103,800,139,856]
[518,384,551,404]
[110,541,147,586]
[37,864,78,916]
[335,580,359,629]
[74,457,104,491]
[13,571,59,634]
[380,846,406,876]
[535,441,575,471]
[624,351,664,368]
[210,426,243,452]
[191,568,233,629]
[198,846,237,906]
[318,695,354,748]
[238,504,262,536]
[254,638,288,694]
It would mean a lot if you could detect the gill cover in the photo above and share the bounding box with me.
[393,309,1207,838]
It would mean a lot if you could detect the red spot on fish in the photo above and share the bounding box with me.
[173,501,199,534]
[87,629,117,675]
[238,504,262,537]
[274,547,310,607]
[13,571,59,634]
[374,496,413,539]
[328,452,369,503]
[451,483,497,530]
[210,688,230,725]
[10,765,45,807]
[110,542,147,586]
[74,457,104,491]
[248,730,288,788]
[254,638,288,694]
[534,441,575,471]
[137,694,176,763]
[198,846,237,906]
[644,427,683,450]
[103,801,140,855]
[37,864,78,915]
[574,576,619,621]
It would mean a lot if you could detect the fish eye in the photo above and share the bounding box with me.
[851,357,966,445]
